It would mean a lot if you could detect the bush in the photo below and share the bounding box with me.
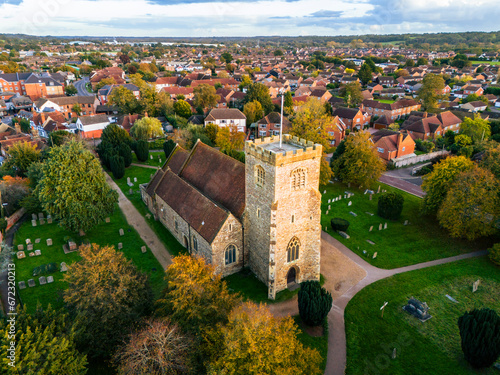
[377,192,404,220]
[135,140,149,162]
[148,138,165,150]
[488,243,500,266]
[298,281,333,326]
[330,218,350,232]
[118,143,132,168]
[32,262,58,277]
[110,155,125,179]
[458,308,500,368]
[163,139,176,159]
[0,218,7,233]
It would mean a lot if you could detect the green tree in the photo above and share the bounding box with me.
[273,49,284,56]
[245,83,274,114]
[1,141,40,177]
[417,73,447,110]
[480,144,500,180]
[64,244,153,359]
[460,114,491,144]
[130,117,164,140]
[48,129,75,147]
[239,74,252,91]
[101,123,133,148]
[205,123,219,144]
[221,52,233,63]
[65,84,77,96]
[208,302,322,375]
[421,156,474,213]
[437,167,500,240]
[488,243,500,266]
[135,139,149,162]
[72,103,82,116]
[95,77,116,90]
[458,308,500,369]
[416,57,428,66]
[163,139,176,159]
[284,91,293,114]
[193,84,220,111]
[243,100,264,124]
[377,192,404,220]
[110,154,125,179]
[340,82,363,108]
[108,86,141,114]
[173,99,192,118]
[298,281,332,327]
[357,63,372,85]
[331,132,385,188]
[37,140,118,232]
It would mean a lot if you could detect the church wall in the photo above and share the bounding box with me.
[212,214,244,277]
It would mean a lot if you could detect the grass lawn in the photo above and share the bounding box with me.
[345,256,500,375]
[320,182,497,269]
[377,99,396,104]
[14,205,166,314]
[470,60,500,65]
[109,165,187,257]
[294,316,329,372]
[131,151,165,167]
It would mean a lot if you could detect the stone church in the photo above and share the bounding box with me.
[141,134,322,299]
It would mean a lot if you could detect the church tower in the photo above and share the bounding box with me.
[245,135,322,299]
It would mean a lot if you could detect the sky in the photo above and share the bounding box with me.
[0,0,499,38]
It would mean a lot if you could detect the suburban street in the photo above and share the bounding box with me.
[74,76,93,96]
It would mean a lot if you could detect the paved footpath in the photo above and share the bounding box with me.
[379,174,425,198]
[105,174,172,269]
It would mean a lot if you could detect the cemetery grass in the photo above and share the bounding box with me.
[14,205,166,314]
[109,165,187,257]
[294,316,329,372]
[131,151,165,167]
[344,256,500,375]
[320,182,496,269]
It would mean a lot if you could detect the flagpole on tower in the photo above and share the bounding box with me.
[279,92,283,149]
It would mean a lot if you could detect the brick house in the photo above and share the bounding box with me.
[333,107,370,130]
[34,96,99,119]
[371,130,415,161]
[89,67,126,90]
[76,114,110,138]
[205,108,247,132]
[255,112,291,137]
[400,111,461,140]
[325,115,347,146]
[362,99,421,121]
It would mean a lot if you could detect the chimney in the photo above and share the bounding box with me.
[396,132,403,158]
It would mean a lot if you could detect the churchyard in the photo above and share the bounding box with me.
[13,205,166,313]
[320,182,496,268]
[344,256,500,375]
[131,150,165,167]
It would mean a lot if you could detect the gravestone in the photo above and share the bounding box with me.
[366,240,375,245]
[369,226,373,232]
[18,281,26,290]
[129,189,133,195]
[127,177,131,184]
[403,298,432,322]
[118,243,123,250]
[344,194,347,199]
[365,212,374,216]
[404,220,409,226]
[34,250,41,256]
[472,279,480,293]
[150,155,153,160]
[39,218,45,225]
[145,213,151,219]
[369,194,373,201]
[35,238,40,244]
[119,228,124,236]
[26,238,31,244]
[47,276,54,283]
[328,205,331,210]
[46,239,52,246]
[31,220,37,227]
[60,262,68,272]
[38,212,44,219]
[377,185,381,193]
[328,199,331,203]
[338,231,350,239]
[392,348,397,360]
[348,183,351,187]
[39,276,47,285]
[47,215,52,224]
[349,211,357,217]
[31,213,37,221]
[16,251,25,259]
[79,229,85,237]
[68,241,77,251]
[141,246,147,253]
[446,294,458,303]
[379,224,383,230]
[348,201,352,206]
[323,190,326,194]
[28,279,35,287]
[17,244,24,251]
[384,222,387,229]
[27,244,33,251]
[29,252,35,257]
[338,195,341,200]
[373,252,378,259]
[105,217,110,223]
[134,177,137,182]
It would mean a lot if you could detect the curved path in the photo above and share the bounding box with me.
[105,174,172,269]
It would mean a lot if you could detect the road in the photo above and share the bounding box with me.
[74,77,93,97]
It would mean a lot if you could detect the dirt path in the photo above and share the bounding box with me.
[105,174,172,270]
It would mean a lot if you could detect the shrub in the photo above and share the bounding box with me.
[32,262,58,277]
[330,218,350,232]
[148,138,165,150]
[163,139,176,159]
[377,192,404,220]
[110,155,125,179]
[488,243,500,266]
[0,218,7,233]
[458,308,500,369]
[135,140,149,162]
[298,281,333,326]
[118,143,132,168]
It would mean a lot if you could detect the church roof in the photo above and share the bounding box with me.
[163,145,189,175]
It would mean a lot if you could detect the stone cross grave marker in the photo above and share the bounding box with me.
[28,279,35,287]
[141,246,147,253]
[46,238,52,246]
[18,281,26,289]
[119,228,124,236]
[47,276,54,283]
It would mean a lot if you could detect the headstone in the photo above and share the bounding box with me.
[328,199,331,203]
[29,252,35,257]
[26,238,31,244]
[349,211,357,217]
[404,220,409,226]
[150,155,153,160]
[31,213,37,220]
[145,213,151,219]
[18,281,26,289]
[127,177,131,184]
[344,194,347,199]
[16,251,25,259]
[392,348,397,360]
[323,190,326,194]
[39,218,45,225]
[377,185,381,193]
[47,215,52,224]
[129,189,133,195]
[17,244,24,251]
[47,276,54,283]
[119,228,124,236]
[32,220,37,227]
[328,205,331,210]
[379,224,383,231]
[369,226,373,232]
[38,212,44,219]
[46,238,52,246]
[338,231,350,239]
[338,195,341,200]
[68,241,77,251]
[365,212,374,216]
[105,217,110,223]
[348,201,352,206]
[34,250,41,256]
[79,229,85,237]
[446,294,459,303]
[384,222,387,229]
[403,298,432,322]
[118,242,123,250]
[348,183,351,188]
[39,276,47,285]
[472,279,480,293]
[141,246,147,253]
[363,250,367,255]
[372,252,378,259]
[60,262,68,272]
[35,238,40,244]
[28,279,35,287]
[27,244,33,251]
[369,194,373,201]
[134,177,137,182]
[366,240,375,245]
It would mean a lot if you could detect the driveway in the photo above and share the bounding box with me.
[380,165,425,197]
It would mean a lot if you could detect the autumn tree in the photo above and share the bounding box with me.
[113,318,192,375]
[340,82,363,108]
[290,98,334,185]
[95,77,116,91]
[37,140,118,232]
[208,302,322,375]
[108,86,141,114]
[1,141,40,177]
[156,254,240,335]
[215,125,245,154]
[437,167,500,240]
[243,100,264,124]
[421,156,474,213]
[331,131,385,188]
[130,117,164,140]
[460,114,491,144]
[193,84,220,111]
[64,244,153,359]
[65,84,77,96]
[173,99,192,118]
[417,73,447,110]
[480,144,500,180]
[205,123,219,144]
[245,83,274,114]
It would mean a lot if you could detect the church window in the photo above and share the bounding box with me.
[174,220,178,232]
[287,237,300,262]
[257,208,260,218]
[225,245,237,265]
[255,165,265,187]
[291,215,295,223]
[229,223,232,231]
[193,236,198,252]
[291,168,307,190]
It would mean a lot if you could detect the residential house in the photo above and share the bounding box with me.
[401,111,461,140]
[255,112,290,137]
[76,114,110,138]
[372,130,416,161]
[325,115,347,146]
[463,84,484,96]
[333,107,370,130]
[362,99,421,121]
[89,67,126,90]
[460,100,487,112]
[34,96,99,119]
[98,84,140,104]
[204,108,246,132]
[377,76,397,87]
